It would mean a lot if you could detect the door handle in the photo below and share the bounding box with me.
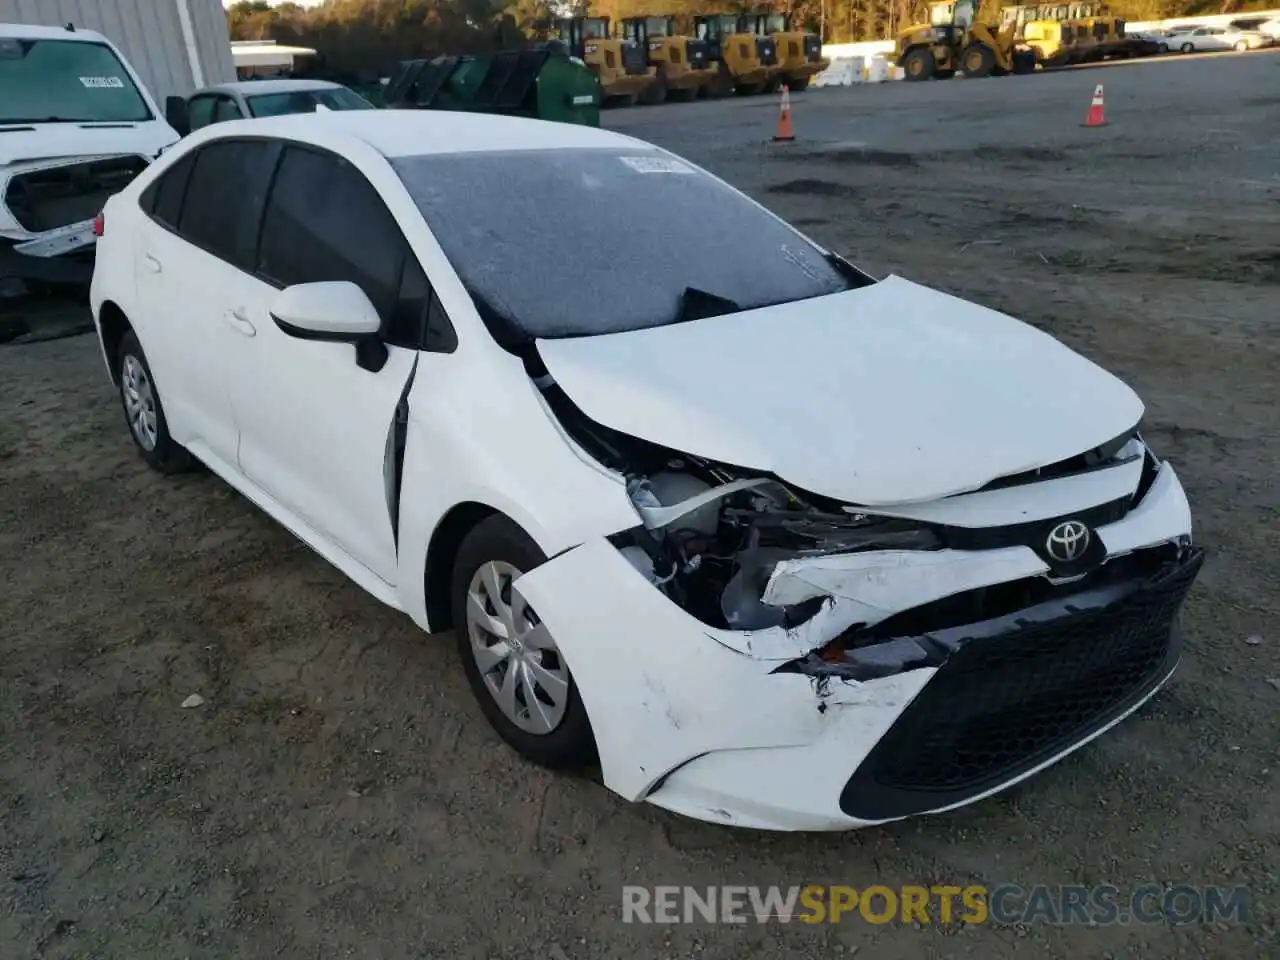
[225,307,257,337]
[143,253,161,273]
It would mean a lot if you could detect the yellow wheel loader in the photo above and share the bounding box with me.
[896,0,1037,81]
[556,16,655,105]
[692,14,778,96]
[619,16,717,104]
[746,12,829,91]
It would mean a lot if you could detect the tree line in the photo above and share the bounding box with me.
[226,0,1276,76]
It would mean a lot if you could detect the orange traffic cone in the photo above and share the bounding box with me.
[773,85,795,142]
[1082,84,1107,127]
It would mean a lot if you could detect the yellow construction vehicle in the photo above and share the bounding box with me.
[745,12,829,91]
[1018,13,1138,66]
[692,14,778,96]
[619,15,717,103]
[556,16,655,105]
[896,0,1037,80]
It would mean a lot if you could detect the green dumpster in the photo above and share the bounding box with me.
[383,49,601,127]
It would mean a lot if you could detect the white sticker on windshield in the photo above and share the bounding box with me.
[619,156,694,175]
[79,76,126,89]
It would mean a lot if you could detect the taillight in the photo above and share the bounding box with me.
[93,211,105,237]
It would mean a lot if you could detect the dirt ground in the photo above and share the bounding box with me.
[2,50,1278,960]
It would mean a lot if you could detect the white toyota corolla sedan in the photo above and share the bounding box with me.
[89,111,1202,831]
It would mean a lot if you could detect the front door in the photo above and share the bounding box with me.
[223,144,424,584]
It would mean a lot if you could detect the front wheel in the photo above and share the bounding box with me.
[1180,42,1194,53]
[452,515,596,769]
[903,46,936,81]
[116,329,192,474]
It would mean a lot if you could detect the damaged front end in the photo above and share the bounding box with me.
[518,357,1201,827]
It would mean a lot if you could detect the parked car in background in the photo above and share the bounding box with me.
[0,22,178,295]
[88,110,1203,832]
[1165,24,1270,53]
[164,79,375,136]
[1228,16,1280,41]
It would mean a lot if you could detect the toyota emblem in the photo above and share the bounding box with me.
[1045,520,1091,563]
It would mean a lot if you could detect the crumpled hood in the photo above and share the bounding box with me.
[536,275,1145,506]
[0,120,176,169]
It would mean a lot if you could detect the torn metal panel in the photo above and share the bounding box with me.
[512,536,866,802]
[762,544,1046,612]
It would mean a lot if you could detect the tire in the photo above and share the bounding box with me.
[1234,40,1248,52]
[1158,43,1168,53]
[903,46,936,81]
[1013,50,1037,74]
[116,329,192,474]
[640,69,667,106]
[451,515,596,769]
[1180,43,1194,53]
[960,43,995,78]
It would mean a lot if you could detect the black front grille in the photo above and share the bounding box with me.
[756,37,778,66]
[4,155,149,233]
[804,34,823,61]
[840,548,1204,821]
[621,41,648,75]
[686,39,709,69]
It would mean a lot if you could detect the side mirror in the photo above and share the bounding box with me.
[165,96,190,136]
[270,281,387,371]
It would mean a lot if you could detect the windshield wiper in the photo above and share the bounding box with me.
[675,286,741,324]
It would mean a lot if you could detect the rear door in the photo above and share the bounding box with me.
[131,139,280,467]
[221,144,426,584]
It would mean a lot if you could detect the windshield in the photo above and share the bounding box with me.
[392,149,854,342]
[247,87,374,117]
[930,4,955,26]
[645,17,670,37]
[766,14,788,32]
[0,37,151,123]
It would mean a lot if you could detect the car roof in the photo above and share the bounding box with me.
[0,23,110,43]
[203,79,346,97]
[204,110,646,158]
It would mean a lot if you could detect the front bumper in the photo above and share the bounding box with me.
[514,461,1199,831]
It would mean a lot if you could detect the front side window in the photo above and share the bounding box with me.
[0,38,151,123]
[212,97,244,123]
[256,146,406,333]
[187,95,218,130]
[246,87,375,117]
[392,148,854,344]
[177,139,280,269]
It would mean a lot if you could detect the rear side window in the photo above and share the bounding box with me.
[257,146,407,335]
[177,139,280,270]
[141,151,196,229]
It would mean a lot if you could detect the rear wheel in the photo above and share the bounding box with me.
[1158,42,1169,53]
[452,516,596,769]
[903,46,936,81]
[961,43,995,77]
[116,330,192,474]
